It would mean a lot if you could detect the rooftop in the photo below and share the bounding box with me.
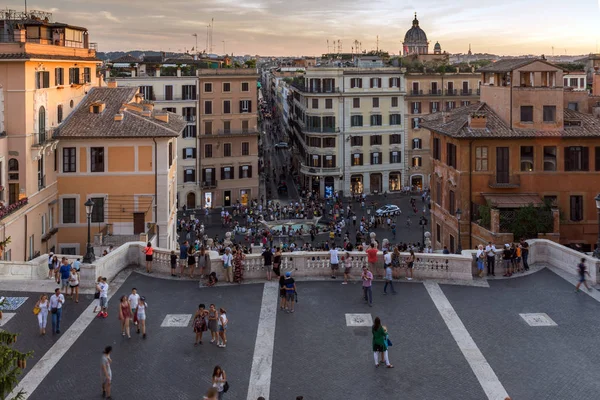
[477,58,545,73]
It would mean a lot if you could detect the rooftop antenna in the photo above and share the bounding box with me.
[222,40,226,55]
[24,0,27,14]
[205,24,210,53]
[192,33,198,55]
[338,40,342,53]
[376,35,379,53]
[327,40,329,54]
[210,18,214,53]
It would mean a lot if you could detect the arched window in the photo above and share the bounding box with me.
[38,106,46,143]
[8,158,18,180]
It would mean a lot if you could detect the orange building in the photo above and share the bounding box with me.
[422,58,600,252]
[54,86,185,253]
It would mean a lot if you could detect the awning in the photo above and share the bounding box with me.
[482,193,543,208]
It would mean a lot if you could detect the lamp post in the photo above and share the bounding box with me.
[83,199,95,264]
[456,208,462,254]
[419,216,428,248]
[594,194,600,259]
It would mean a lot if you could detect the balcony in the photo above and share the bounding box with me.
[409,89,423,96]
[215,129,259,136]
[488,174,520,188]
[202,180,218,189]
[300,164,341,176]
[153,95,197,102]
[446,89,458,96]
[304,126,340,134]
[458,89,480,96]
[0,198,29,221]
[291,83,340,94]
[429,89,442,96]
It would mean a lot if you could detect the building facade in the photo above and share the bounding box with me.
[0,11,99,260]
[404,71,481,190]
[197,69,260,208]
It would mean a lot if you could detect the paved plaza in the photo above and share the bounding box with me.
[3,265,600,400]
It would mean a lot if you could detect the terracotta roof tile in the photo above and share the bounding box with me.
[477,58,541,73]
[0,52,99,61]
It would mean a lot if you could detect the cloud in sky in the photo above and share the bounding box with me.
[9,0,600,55]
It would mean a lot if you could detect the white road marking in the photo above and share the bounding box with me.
[424,281,509,400]
[246,281,279,400]
[9,269,131,399]
[0,312,16,326]
[160,314,192,327]
[520,313,557,327]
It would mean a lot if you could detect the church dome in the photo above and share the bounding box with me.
[403,13,428,43]
[434,41,441,51]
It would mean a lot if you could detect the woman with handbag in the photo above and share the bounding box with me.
[372,317,393,368]
[34,294,49,335]
[212,365,228,399]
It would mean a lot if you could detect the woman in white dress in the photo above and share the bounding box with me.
[35,294,49,335]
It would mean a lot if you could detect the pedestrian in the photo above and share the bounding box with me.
[97,277,109,318]
[198,246,210,279]
[34,294,49,335]
[203,387,218,400]
[222,247,234,283]
[405,250,415,281]
[284,271,296,313]
[476,245,485,278]
[383,257,396,295]
[179,240,189,277]
[279,272,287,310]
[143,242,154,273]
[514,243,523,273]
[193,303,208,346]
[329,246,339,279]
[207,304,219,343]
[135,296,148,338]
[49,288,64,334]
[186,245,198,279]
[442,246,450,254]
[485,242,496,276]
[233,247,246,284]
[212,366,227,400]
[47,252,55,279]
[170,250,177,277]
[273,247,282,277]
[101,346,113,399]
[341,252,351,284]
[366,242,379,278]
[128,288,140,330]
[69,265,79,302]
[58,258,71,291]
[520,238,529,271]
[262,246,274,281]
[502,244,512,277]
[118,295,132,338]
[361,266,373,307]
[217,308,228,348]
[372,317,393,368]
[575,258,593,292]
[92,276,102,314]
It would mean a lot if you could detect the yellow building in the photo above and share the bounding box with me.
[0,11,99,260]
[55,85,186,253]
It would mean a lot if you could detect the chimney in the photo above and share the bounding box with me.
[107,80,118,88]
[141,110,152,117]
[144,102,155,111]
[114,113,124,121]
[154,112,169,123]
[468,113,487,129]
[593,66,600,97]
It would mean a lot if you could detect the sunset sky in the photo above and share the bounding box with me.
[9,0,600,56]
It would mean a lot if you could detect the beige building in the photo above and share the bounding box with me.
[404,71,481,189]
[55,86,185,253]
[198,69,260,208]
[0,11,99,260]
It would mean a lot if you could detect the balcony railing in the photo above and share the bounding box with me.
[300,164,341,176]
[32,129,57,147]
[0,198,28,221]
[429,89,442,95]
[410,89,423,96]
[446,89,458,96]
[291,83,340,94]
[488,174,520,188]
[460,89,473,96]
[304,126,339,133]
[202,180,218,189]
[214,129,259,136]
[154,95,197,101]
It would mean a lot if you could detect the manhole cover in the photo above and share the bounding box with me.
[345,313,373,327]
[161,314,192,327]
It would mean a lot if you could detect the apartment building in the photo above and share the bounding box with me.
[55,86,185,252]
[113,58,199,209]
[0,11,100,260]
[405,71,480,190]
[422,58,600,252]
[198,69,260,208]
[288,63,406,196]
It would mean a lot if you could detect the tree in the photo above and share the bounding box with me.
[0,308,33,399]
[244,59,257,69]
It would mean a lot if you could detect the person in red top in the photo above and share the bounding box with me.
[366,243,380,278]
[143,242,154,273]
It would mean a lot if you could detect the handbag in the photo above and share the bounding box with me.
[51,307,58,314]
[94,292,100,299]
[386,335,393,347]
[223,381,229,393]
[33,307,41,315]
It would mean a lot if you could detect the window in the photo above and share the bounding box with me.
[55,68,64,85]
[446,143,457,168]
[37,155,44,189]
[370,135,382,145]
[91,197,104,223]
[570,195,583,222]
[90,147,104,172]
[435,180,441,205]
[242,142,250,156]
[520,106,533,123]
[221,167,234,179]
[520,146,534,172]
[568,102,579,111]
[323,116,335,132]
[351,115,363,127]
[350,78,363,88]
[544,146,557,171]
[475,146,488,171]
[239,165,253,178]
[411,102,421,114]
[308,137,321,147]
[436,223,441,243]
[57,104,63,123]
[323,155,336,167]
[241,82,249,92]
[202,168,215,184]
[543,106,556,123]
[163,107,176,113]
[390,151,401,163]
[370,115,382,126]
[36,71,50,89]
[596,147,600,171]
[204,83,212,92]
[412,138,422,149]
[224,143,232,157]
[38,106,46,139]
[62,147,76,173]
[325,99,333,109]
[445,101,456,110]
[312,99,319,109]
[389,134,401,144]
[223,100,231,114]
[182,85,196,100]
[165,85,173,100]
[184,169,196,183]
[242,120,249,133]
[412,156,422,167]
[370,78,382,88]
[62,198,76,224]
[223,121,231,134]
[41,214,46,235]
[310,155,321,167]
[204,101,212,115]
[352,153,363,166]
[204,121,212,135]
[8,158,18,181]
[430,102,440,113]
[391,97,398,107]
[183,148,196,159]
[371,152,382,165]
[433,138,441,160]
[449,190,456,215]
[205,144,213,158]
[412,118,420,129]
[372,98,379,108]
[69,67,80,85]
[83,67,91,83]
[564,146,589,171]
[240,100,252,113]
[350,136,363,146]
[389,77,400,88]
[223,82,231,92]
[182,125,196,138]
[323,138,335,148]
[353,98,360,108]
[182,107,196,122]
[168,142,173,167]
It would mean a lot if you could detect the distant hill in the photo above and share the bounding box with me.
[97,50,185,62]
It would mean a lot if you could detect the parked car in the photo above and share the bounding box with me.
[375,204,401,217]
[274,142,289,149]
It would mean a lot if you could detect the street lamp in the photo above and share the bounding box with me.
[456,208,462,254]
[83,199,95,264]
[594,194,600,259]
[419,216,428,248]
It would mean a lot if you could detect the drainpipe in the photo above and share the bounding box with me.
[24,214,27,260]
[469,139,473,250]
[152,137,159,248]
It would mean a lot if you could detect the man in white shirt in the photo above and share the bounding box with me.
[97,277,109,318]
[222,248,233,283]
[329,247,339,279]
[484,242,497,276]
[49,288,65,334]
